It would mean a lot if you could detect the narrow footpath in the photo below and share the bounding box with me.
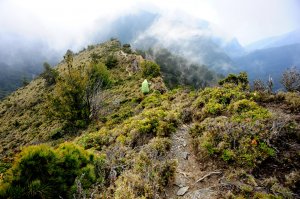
[165,125,223,199]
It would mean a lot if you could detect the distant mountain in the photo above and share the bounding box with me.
[91,11,158,44]
[132,15,240,72]
[0,35,61,99]
[95,11,242,72]
[233,43,300,90]
[246,29,300,51]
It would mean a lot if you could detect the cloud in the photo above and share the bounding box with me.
[0,0,299,62]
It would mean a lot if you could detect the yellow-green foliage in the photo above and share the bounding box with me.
[192,85,247,119]
[253,192,283,199]
[190,81,276,168]
[141,60,161,78]
[218,72,249,90]
[191,116,275,167]
[114,137,176,199]
[78,107,179,150]
[0,143,106,199]
[284,92,300,112]
[228,99,271,122]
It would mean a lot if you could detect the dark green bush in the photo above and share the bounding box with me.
[48,62,111,129]
[122,44,132,54]
[0,143,105,199]
[105,54,118,69]
[219,72,249,90]
[41,62,58,86]
[141,60,161,78]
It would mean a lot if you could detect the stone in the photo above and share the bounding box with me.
[184,188,215,199]
[177,186,189,196]
[182,152,189,160]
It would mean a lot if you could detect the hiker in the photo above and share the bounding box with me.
[141,79,151,94]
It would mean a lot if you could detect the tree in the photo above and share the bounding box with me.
[253,79,266,92]
[22,76,29,87]
[267,75,273,94]
[48,50,111,130]
[41,62,58,86]
[281,67,300,92]
[64,49,74,75]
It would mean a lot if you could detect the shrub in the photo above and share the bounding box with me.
[141,60,161,78]
[190,116,276,168]
[192,86,247,119]
[0,143,105,198]
[281,67,300,92]
[48,59,111,129]
[253,79,266,92]
[41,62,58,86]
[219,72,249,90]
[228,99,271,122]
[284,92,300,112]
[105,54,118,69]
[122,44,132,54]
[114,137,176,198]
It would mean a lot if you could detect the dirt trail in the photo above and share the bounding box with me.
[165,125,223,199]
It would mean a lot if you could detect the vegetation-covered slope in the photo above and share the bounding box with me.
[0,40,299,198]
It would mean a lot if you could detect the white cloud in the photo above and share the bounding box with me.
[0,0,299,50]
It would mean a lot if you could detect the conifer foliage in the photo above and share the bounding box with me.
[48,50,111,129]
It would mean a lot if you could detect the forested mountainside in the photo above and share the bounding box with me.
[0,39,299,199]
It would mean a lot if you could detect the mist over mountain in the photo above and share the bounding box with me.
[0,8,300,98]
[245,29,300,51]
[0,34,61,98]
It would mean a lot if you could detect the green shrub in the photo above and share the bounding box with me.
[219,72,249,90]
[228,99,271,122]
[41,62,58,86]
[192,86,247,119]
[190,116,276,168]
[0,143,105,199]
[105,54,118,69]
[284,92,300,112]
[122,44,132,54]
[141,60,161,78]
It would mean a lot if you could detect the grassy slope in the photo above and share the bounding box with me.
[0,40,299,198]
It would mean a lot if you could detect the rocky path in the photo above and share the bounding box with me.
[165,125,223,199]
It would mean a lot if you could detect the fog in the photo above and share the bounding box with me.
[0,0,299,76]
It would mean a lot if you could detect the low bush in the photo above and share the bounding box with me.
[141,60,161,78]
[105,54,118,69]
[218,72,249,90]
[284,92,300,113]
[190,115,276,168]
[114,137,176,198]
[0,143,106,198]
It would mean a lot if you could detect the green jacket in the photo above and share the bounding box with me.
[141,79,150,94]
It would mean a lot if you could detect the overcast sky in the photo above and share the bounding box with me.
[0,0,299,50]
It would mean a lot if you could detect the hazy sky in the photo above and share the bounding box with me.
[0,0,299,50]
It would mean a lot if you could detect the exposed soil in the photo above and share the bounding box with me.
[164,125,224,199]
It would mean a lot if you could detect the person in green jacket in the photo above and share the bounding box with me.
[141,79,151,94]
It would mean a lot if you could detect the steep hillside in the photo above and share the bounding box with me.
[0,40,299,198]
[0,40,144,159]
